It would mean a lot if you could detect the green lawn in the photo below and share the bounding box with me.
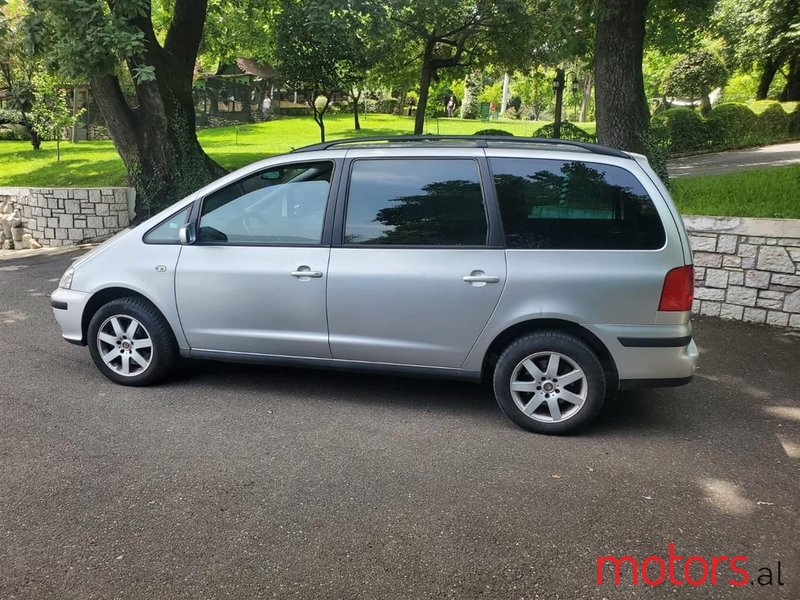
[0,113,593,188]
[671,165,800,219]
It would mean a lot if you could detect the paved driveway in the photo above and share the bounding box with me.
[667,140,800,178]
[1,251,798,599]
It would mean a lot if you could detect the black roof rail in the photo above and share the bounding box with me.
[291,134,631,159]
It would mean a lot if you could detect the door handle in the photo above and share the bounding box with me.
[463,274,500,284]
[291,268,323,278]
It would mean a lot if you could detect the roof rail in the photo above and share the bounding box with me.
[291,134,630,159]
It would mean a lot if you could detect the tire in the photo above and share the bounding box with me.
[87,296,178,386]
[492,331,606,435]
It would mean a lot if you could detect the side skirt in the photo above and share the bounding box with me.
[181,348,483,382]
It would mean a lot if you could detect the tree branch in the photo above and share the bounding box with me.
[164,0,208,74]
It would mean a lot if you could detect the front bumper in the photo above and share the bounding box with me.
[50,287,90,345]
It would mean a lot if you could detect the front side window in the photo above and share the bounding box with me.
[198,161,333,245]
[344,159,487,246]
[490,158,665,250]
[144,206,191,244]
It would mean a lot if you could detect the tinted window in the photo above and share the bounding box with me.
[345,159,487,246]
[490,158,665,250]
[198,161,332,244]
[144,206,191,244]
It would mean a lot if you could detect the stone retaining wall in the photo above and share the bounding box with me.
[684,216,800,329]
[0,187,135,248]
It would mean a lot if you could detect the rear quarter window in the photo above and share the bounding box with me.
[489,158,665,250]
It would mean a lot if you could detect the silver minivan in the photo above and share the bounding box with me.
[51,136,698,434]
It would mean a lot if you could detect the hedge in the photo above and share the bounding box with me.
[704,103,758,150]
[652,102,798,156]
[650,108,707,153]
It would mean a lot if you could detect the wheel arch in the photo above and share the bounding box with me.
[481,318,618,386]
[81,287,173,344]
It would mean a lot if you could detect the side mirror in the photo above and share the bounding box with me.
[178,223,196,245]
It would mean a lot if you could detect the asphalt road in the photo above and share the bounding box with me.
[1,251,798,599]
[667,140,800,178]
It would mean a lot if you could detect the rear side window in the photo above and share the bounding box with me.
[344,159,487,246]
[490,158,665,250]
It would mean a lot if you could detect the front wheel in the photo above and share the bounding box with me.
[493,331,606,434]
[87,297,178,386]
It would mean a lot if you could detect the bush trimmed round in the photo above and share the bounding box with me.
[756,103,790,142]
[703,103,758,150]
[474,128,514,136]
[535,122,596,142]
[650,107,707,153]
[790,105,800,137]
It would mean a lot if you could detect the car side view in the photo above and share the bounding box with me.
[51,135,698,434]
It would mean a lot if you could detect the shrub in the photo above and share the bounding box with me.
[474,128,514,136]
[756,103,789,142]
[703,103,758,150]
[0,123,31,140]
[535,122,596,143]
[378,98,397,114]
[504,106,518,119]
[789,105,800,137]
[649,107,707,153]
[0,108,24,125]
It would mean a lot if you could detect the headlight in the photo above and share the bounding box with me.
[59,267,74,290]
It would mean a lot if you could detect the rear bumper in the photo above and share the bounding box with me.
[50,287,90,345]
[591,323,699,385]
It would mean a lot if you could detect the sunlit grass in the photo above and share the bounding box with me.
[671,164,800,218]
[0,113,594,187]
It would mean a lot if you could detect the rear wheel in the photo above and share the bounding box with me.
[87,297,177,386]
[493,331,606,434]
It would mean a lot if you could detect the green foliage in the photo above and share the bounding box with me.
[511,68,553,120]
[29,72,82,160]
[722,71,759,103]
[460,71,480,119]
[477,81,502,105]
[473,128,513,136]
[0,108,23,124]
[650,107,707,153]
[536,122,597,143]
[756,102,790,141]
[0,127,15,140]
[703,103,758,149]
[23,0,150,80]
[663,51,728,102]
[789,105,800,136]
[273,0,369,141]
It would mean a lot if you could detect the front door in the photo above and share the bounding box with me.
[327,157,506,368]
[175,160,335,358]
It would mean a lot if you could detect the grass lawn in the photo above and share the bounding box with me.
[0,114,594,188]
[670,165,800,219]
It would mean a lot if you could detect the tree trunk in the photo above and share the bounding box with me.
[779,54,800,101]
[700,90,712,115]
[757,59,779,100]
[594,0,650,154]
[313,109,326,142]
[396,86,407,115]
[88,1,224,218]
[414,40,435,135]
[580,72,593,122]
[352,90,362,130]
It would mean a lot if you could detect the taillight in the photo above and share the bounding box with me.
[659,265,694,311]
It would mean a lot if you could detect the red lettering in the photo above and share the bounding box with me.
[667,542,684,586]
[597,556,639,586]
[641,556,666,586]
[728,556,749,587]
[684,556,709,586]
[710,555,728,585]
